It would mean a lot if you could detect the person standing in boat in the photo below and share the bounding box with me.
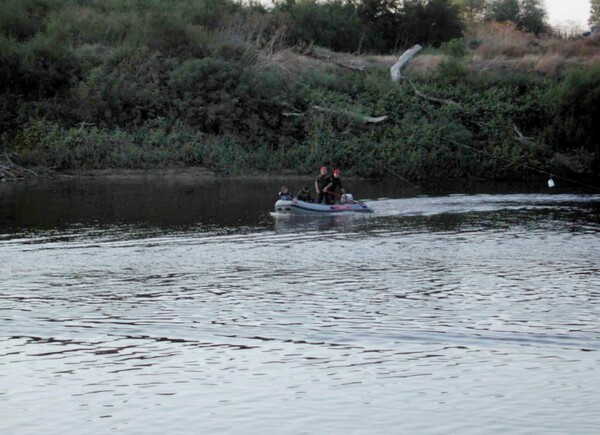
[315,165,330,204]
[323,168,345,204]
[297,185,312,202]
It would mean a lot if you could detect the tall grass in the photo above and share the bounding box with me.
[469,21,600,60]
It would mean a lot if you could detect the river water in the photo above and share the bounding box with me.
[1,176,599,434]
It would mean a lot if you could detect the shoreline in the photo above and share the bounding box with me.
[3,165,599,193]
[61,167,320,180]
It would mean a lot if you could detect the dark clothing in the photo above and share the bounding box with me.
[324,176,343,203]
[297,188,312,202]
[315,174,330,204]
[327,176,343,193]
[279,191,293,200]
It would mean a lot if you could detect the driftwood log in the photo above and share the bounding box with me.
[513,123,535,146]
[0,154,39,181]
[283,44,466,125]
[404,77,462,108]
[283,105,387,124]
[390,44,422,82]
[311,105,387,123]
[303,46,367,72]
[391,44,462,108]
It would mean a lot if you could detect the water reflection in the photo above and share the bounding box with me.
[272,212,374,233]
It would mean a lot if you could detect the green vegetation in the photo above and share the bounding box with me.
[591,0,600,26]
[279,0,464,52]
[484,0,547,35]
[0,0,599,180]
[544,66,600,174]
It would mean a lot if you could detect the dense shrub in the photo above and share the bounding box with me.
[544,66,600,170]
[168,57,300,146]
[0,0,61,41]
[73,51,173,127]
[0,33,79,99]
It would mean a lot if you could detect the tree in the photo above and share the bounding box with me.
[485,0,547,34]
[591,0,600,26]
[357,0,403,52]
[400,0,464,48]
[485,0,520,23]
[453,0,486,24]
[423,0,465,45]
[519,0,547,35]
[279,0,365,52]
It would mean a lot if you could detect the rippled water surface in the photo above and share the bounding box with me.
[1,177,599,434]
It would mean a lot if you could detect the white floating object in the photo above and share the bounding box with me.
[548,178,555,188]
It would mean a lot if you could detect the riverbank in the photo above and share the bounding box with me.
[4,164,599,197]
[4,47,598,181]
[3,156,599,190]
[1,1,599,181]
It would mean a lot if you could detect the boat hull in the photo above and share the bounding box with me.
[274,199,373,214]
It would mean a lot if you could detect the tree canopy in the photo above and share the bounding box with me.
[591,0,600,26]
[278,0,465,52]
[485,0,547,35]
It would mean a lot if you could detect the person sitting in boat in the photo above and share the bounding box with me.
[297,185,313,202]
[314,165,330,204]
[278,186,294,201]
[323,168,345,204]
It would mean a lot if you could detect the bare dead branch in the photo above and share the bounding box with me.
[404,77,462,108]
[303,46,367,72]
[390,44,422,82]
[390,45,462,108]
[311,105,388,123]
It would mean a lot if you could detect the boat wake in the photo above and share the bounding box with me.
[370,193,600,217]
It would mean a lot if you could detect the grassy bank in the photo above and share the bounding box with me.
[1,0,599,181]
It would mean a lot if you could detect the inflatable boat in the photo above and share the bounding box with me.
[274,198,373,214]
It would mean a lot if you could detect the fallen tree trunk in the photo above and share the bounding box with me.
[0,154,38,181]
[391,44,461,108]
[513,123,535,146]
[404,77,462,108]
[303,46,367,72]
[311,105,387,123]
[283,105,388,124]
[390,44,422,82]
